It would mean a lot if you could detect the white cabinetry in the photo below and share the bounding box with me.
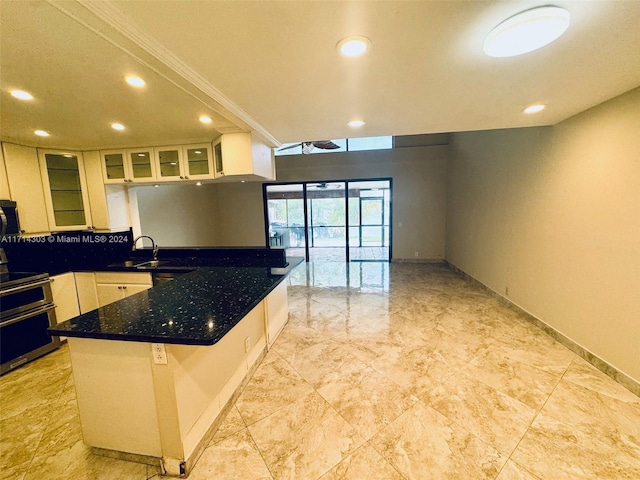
[101,149,156,184]
[75,272,99,313]
[50,272,80,324]
[127,148,157,183]
[182,144,214,180]
[83,151,130,232]
[39,150,93,231]
[212,132,275,181]
[101,150,130,184]
[155,145,184,181]
[95,272,152,307]
[1,143,50,235]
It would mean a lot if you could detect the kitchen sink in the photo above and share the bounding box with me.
[108,259,168,269]
[135,260,166,269]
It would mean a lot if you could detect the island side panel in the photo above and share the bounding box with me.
[168,302,268,463]
[265,281,289,348]
[68,337,162,457]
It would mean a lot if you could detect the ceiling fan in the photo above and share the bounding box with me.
[277,140,341,154]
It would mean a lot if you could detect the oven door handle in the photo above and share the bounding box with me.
[0,278,51,296]
[0,303,55,327]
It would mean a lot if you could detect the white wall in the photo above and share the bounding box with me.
[135,184,220,246]
[276,145,448,260]
[135,145,449,258]
[446,87,640,383]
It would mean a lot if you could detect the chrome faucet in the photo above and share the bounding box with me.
[132,235,158,260]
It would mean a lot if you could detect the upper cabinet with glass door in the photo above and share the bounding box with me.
[101,150,129,184]
[127,148,156,183]
[101,148,156,184]
[38,150,93,231]
[155,146,183,181]
[155,144,214,181]
[183,144,214,180]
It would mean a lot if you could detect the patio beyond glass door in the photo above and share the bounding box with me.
[264,178,391,262]
[306,182,347,261]
[348,180,391,261]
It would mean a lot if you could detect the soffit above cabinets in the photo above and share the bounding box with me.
[2,1,640,150]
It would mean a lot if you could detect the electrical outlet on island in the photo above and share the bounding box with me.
[152,343,168,364]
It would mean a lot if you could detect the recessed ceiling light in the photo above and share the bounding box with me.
[347,120,366,128]
[125,75,146,88]
[34,130,49,137]
[337,36,371,57]
[484,6,570,57]
[11,89,34,100]
[199,115,212,124]
[111,123,125,131]
[524,104,546,114]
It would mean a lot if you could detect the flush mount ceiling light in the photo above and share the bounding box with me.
[347,120,366,128]
[484,6,570,57]
[199,115,212,124]
[524,104,546,114]
[34,130,49,137]
[111,123,125,131]
[125,75,146,88]
[11,89,34,100]
[337,36,371,57]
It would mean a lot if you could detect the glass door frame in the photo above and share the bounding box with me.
[263,177,393,262]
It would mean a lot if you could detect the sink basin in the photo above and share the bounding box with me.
[135,260,166,269]
[108,259,167,269]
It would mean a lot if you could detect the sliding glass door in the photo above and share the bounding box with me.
[264,178,391,262]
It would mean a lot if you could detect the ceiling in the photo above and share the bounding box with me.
[1,1,639,151]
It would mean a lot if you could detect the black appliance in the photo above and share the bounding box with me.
[0,249,59,375]
[0,199,20,236]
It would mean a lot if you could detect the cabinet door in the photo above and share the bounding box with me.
[184,144,215,179]
[2,143,50,235]
[95,272,152,307]
[50,272,80,323]
[122,284,152,298]
[156,146,184,181]
[212,140,224,178]
[39,150,93,231]
[101,150,131,184]
[127,149,157,183]
[96,284,125,307]
[75,272,99,313]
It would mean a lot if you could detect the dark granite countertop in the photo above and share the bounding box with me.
[49,259,303,346]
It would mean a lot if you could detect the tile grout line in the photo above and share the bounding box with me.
[493,351,576,480]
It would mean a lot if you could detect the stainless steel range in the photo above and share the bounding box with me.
[0,248,59,375]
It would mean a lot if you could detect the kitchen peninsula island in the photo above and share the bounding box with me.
[49,259,301,477]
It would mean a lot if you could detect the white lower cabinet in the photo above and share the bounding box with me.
[95,272,152,307]
[50,272,80,324]
[74,272,99,313]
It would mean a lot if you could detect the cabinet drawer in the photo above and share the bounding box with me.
[94,272,152,285]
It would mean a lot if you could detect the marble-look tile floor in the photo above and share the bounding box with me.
[1,262,639,479]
